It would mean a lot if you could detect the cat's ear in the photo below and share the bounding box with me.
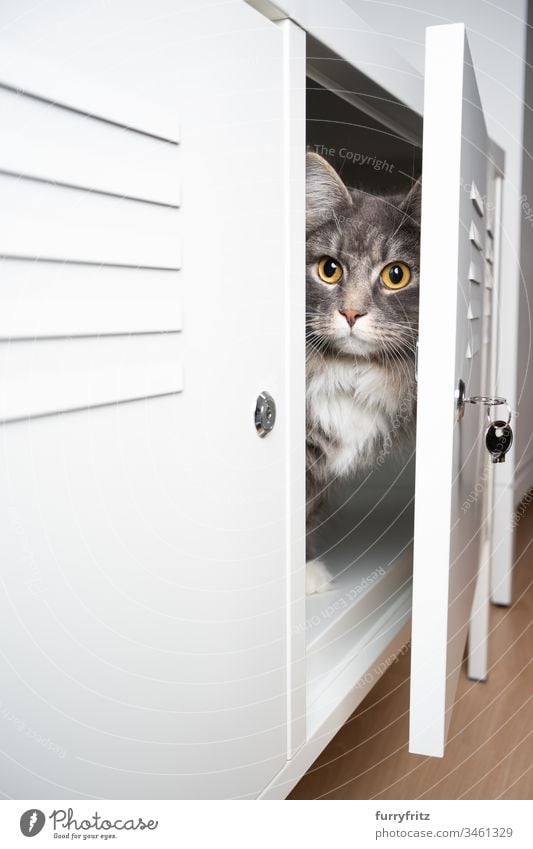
[306,152,352,229]
[400,178,422,225]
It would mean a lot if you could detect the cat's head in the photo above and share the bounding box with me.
[306,152,420,359]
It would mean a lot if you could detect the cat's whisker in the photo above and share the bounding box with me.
[384,334,413,378]
[377,329,414,391]
[378,330,418,356]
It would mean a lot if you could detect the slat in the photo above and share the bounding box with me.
[468,219,483,250]
[0,87,180,207]
[467,286,482,319]
[470,180,485,216]
[0,260,181,338]
[0,335,183,422]
[0,173,181,268]
[468,258,484,285]
[465,320,481,359]
[0,44,179,142]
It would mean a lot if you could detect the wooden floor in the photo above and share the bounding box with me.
[290,503,533,800]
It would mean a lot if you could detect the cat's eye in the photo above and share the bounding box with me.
[380,261,411,290]
[317,256,343,285]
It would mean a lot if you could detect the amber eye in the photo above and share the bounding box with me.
[380,261,411,290]
[317,256,343,285]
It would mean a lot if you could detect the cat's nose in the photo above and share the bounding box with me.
[339,309,366,327]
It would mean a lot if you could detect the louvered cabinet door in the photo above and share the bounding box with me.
[0,0,300,799]
[410,23,491,757]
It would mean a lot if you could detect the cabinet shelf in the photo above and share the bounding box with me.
[306,489,414,736]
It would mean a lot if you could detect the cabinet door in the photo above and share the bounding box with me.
[0,0,300,798]
[410,23,489,757]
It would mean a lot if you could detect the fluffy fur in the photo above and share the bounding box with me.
[306,153,420,593]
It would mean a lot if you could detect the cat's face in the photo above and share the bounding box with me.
[306,153,420,359]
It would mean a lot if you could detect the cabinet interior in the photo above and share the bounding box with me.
[305,76,420,729]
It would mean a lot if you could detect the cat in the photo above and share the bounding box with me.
[305,152,421,593]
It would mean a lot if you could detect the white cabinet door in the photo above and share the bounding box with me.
[410,24,489,757]
[0,0,300,799]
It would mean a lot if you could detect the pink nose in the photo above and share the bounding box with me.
[339,309,365,328]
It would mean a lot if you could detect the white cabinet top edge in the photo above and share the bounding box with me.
[246,0,424,116]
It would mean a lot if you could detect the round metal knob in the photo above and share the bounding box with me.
[255,391,276,438]
[455,378,466,421]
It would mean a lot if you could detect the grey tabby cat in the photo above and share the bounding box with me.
[305,152,420,593]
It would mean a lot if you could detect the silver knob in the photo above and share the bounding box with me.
[255,391,276,438]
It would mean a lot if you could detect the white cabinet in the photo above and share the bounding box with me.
[0,0,515,799]
[0,0,296,800]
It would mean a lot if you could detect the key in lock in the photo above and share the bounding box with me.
[485,420,513,463]
[455,382,513,463]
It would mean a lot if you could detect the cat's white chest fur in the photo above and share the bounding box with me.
[307,358,399,477]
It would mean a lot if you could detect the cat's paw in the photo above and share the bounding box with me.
[306,559,333,594]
